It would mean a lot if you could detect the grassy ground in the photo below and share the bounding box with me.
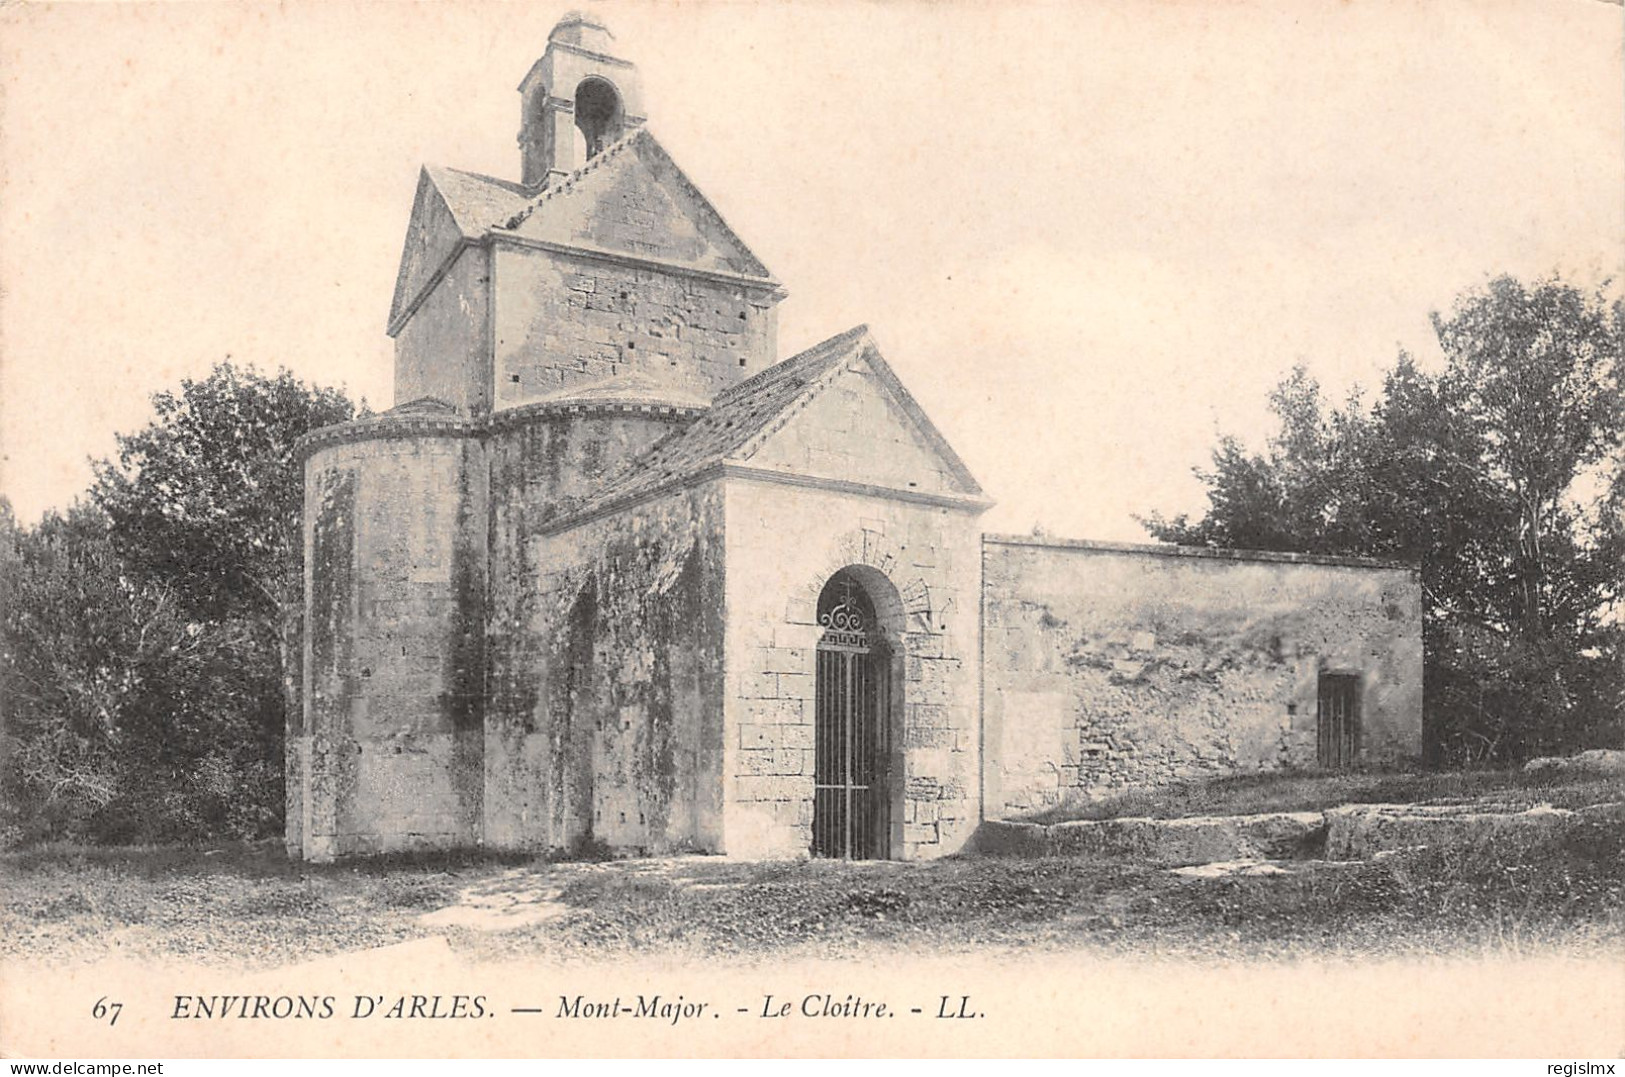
[4,798,1621,969]
[0,844,521,967]
[1021,767,1623,825]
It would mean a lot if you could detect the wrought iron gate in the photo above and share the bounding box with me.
[1317,673,1359,769]
[812,574,891,859]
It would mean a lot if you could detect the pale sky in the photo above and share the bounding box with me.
[2,0,1621,540]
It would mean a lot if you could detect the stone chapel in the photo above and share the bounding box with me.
[286,13,1424,862]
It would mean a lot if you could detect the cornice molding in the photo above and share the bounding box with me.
[719,464,994,514]
[488,233,784,294]
[297,399,703,461]
[537,461,993,538]
[982,533,1415,572]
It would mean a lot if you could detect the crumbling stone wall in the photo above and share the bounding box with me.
[486,407,694,519]
[981,536,1424,819]
[492,244,776,407]
[288,426,488,860]
[481,408,701,852]
[722,480,984,859]
[482,484,727,854]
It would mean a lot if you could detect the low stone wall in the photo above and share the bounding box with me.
[1523,749,1625,778]
[973,811,1326,866]
[1323,802,1625,860]
[973,800,1625,866]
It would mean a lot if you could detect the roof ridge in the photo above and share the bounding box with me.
[631,131,773,280]
[727,360,851,463]
[497,127,647,232]
[548,325,877,525]
[432,164,530,195]
[713,324,869,405]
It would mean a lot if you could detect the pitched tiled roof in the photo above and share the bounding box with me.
[554,325,873,523]
[422,166,531,238]
[396,131,777,334]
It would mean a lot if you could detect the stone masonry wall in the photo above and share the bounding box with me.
[486,409,692,522]
[482,410,700,852]
[289,432,488,860]
[481,483,727,854]
[491,244,776,408]
[981,536,1424,820]
[394,246,492,415]
[722,480,984,860]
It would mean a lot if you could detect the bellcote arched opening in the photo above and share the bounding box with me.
[574,77,623,159]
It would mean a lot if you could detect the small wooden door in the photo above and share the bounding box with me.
[1317,673,1359,769]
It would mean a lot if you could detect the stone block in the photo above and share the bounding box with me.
[904,822,940,846]
[760,646,811,675]
[785,597,818,625]
[764,799,803,826]
[907,748,955,781]
[776,672,812,700]
[902,631,945,658]
[906,776,940,800]
[1523,748,1625,777]
[911,676,951,706]
[744,724,780,750]
[1041,811,1325,866]
[902,727,954,750]
[1323,803,1602,861]
[743,698,803,725]
[734,776,805,802]
[738,748,778,775]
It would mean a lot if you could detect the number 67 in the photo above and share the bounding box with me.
[92,997,123,1026]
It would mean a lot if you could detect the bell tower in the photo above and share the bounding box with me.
[518,11,647,188]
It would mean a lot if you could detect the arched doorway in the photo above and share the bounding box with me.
[813,569,895,859]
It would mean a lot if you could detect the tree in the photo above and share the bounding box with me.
[91,364,359,804]
[2,502,129,839]
[0,363,360,844]
[92,363,359,624]
[0,502,267,841]
[1143,276,1624,763]
[94,362,360,836]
